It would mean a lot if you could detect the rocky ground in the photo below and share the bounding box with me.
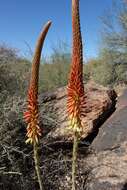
[0,83,127,190]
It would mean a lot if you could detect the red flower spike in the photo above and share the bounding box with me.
[24,21,52,144]
[67,0,86,134]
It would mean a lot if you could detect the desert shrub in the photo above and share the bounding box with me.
[92,63,117,86]
[0,45,18,64]
[39,47,71,92]
[83,57,127,87]
[115,64,127,84]
[86,58,117,86]
[0,45,32,106]
[83,63,91,82]
[0,58,31,97]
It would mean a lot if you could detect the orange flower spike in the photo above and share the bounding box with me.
[24,21,52,144]
[67,0,86,134]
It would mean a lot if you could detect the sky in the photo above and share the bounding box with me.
[0,0,118,60]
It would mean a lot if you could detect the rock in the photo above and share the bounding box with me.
[91,89,127,152]
[116,89,127,110]
[84,89,127,190]
[85,141,127,190]
[39,82,117,142]
[90,107,127,152]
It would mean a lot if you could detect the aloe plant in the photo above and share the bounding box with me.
[67,0,86,189]
[24,21,51,190]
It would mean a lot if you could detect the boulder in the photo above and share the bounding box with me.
[39,82,117,142]
[84,89,127,190]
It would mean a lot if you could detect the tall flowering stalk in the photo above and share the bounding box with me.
[67,0,86,189]
[24,21,51,190]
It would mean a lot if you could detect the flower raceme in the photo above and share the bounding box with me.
[67,0,86,135]
[24,21,52,144]
[24,87,41,144]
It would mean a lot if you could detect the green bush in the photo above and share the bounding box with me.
[39,49,71,92]
[92,62,116,86]
[115,64,127,84]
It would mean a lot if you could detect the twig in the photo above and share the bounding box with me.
[0,171,22,176]
[1,143,29,157]
[0,167,6,170]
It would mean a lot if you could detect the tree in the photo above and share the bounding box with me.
[100,0,127,65]
[96,0,127,86]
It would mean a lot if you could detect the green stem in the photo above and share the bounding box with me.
[72,132,78,190]
[33,141,44,190]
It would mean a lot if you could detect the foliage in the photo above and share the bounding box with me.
[88,59,116,86]
[0,44,71,99]
[0,45,31,98]
[92,62,116,86]
[115,63,127,84]
[39,46,71,92]
[0,45,18,64]
[100,0,127,65]
[81,1,127,87]
[83,63,91,82]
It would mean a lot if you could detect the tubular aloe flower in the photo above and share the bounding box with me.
[24,21,52,144]
[67,0,86,135]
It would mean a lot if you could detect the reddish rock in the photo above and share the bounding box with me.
[39,82,117,142]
